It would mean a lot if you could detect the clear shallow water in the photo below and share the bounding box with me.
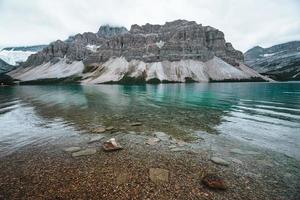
[0,82,299,158]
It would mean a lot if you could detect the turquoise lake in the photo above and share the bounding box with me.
[0,82,299,158]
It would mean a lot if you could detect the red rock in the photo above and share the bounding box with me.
[103,138,122,152]
[202,174,227,190]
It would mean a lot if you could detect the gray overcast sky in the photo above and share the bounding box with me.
[0,0,299,52]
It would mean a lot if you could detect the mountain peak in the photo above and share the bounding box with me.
[97,25,128,37]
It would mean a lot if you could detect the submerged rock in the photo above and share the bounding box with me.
[72,148,97,157]
[149,168,169,184]
[64,147,82,153]
[88,135,105,143]
[105,126,114,131]
[103,138,122,151]
[154,132,171,141]
[202,174,227,190]
[230,148,260,155]
[130,122,142,126]
[210,157,230,166]
[92,127,106,133]
[170,147,186,152]
[230,158,243,165]
[175,140,187,147]
[145,138,160,145]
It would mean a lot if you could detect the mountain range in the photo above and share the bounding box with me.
[245,41,300,81]
[5,20,270,84]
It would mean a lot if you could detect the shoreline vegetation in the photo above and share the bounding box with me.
[2,75,269,86]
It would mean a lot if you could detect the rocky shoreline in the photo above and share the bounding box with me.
[0,126,299,200]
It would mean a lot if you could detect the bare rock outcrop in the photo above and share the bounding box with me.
[10,19,268,83]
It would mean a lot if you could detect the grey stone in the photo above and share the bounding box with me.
[154,132,171,141]
[105,126,114,131]
[130,122,142,126]
[170,147,186,152]
[210,157,230,166]
[230,158,243,165]
[88,135,105,143]
[145,138,160,145]
[64,147,82,153]
[92,127,106,133]
[230,148,260,155]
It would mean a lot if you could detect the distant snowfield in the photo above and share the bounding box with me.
[0,49,36,65]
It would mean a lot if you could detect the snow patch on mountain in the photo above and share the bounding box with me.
[0,49,36,66]
[86,44,100,52]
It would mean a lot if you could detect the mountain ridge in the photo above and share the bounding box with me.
[9,19,270,84]
[245,41,300,80]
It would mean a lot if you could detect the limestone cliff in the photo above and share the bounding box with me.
[10,20,269,84]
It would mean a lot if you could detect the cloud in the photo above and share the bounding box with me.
[0,0,299,51]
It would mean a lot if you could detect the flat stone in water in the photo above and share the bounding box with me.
[170,147,186,152]
[88,135,105,143]
[116,172,129,185]
[210,157,229,166]
[230,148,260,155]
[105,126,114,131]
[103,138,122,151]
[93,127,106,133]
[231,158,243,165]
[145,138,160,145]
[72,148,97,157]
[64,147,82,152]
[154,132,171,141]
[130,122,142,126]
[202,174,227,190]
[176,140,187,147]
[149,168,169,184]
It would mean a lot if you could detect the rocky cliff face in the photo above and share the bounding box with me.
[245,41,300,81]
[10,20,269,84]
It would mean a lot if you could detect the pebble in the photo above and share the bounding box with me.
[72,148,97,157]
[92,127,106,133]
[231,158,243,165]
[154,132,171,141]
[176,140,187,147]
[230,148,260,155]
[105,126,114,131]
[210,157,230,166]
[202,174,227,190]
[145,138,160,145]
[149,168,169,184]
[64,147,81,153]
[103,138,122,151]
[170,147,186,152]
[130,122,142,126]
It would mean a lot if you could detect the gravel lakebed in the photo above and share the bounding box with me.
[0,128,299,200]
